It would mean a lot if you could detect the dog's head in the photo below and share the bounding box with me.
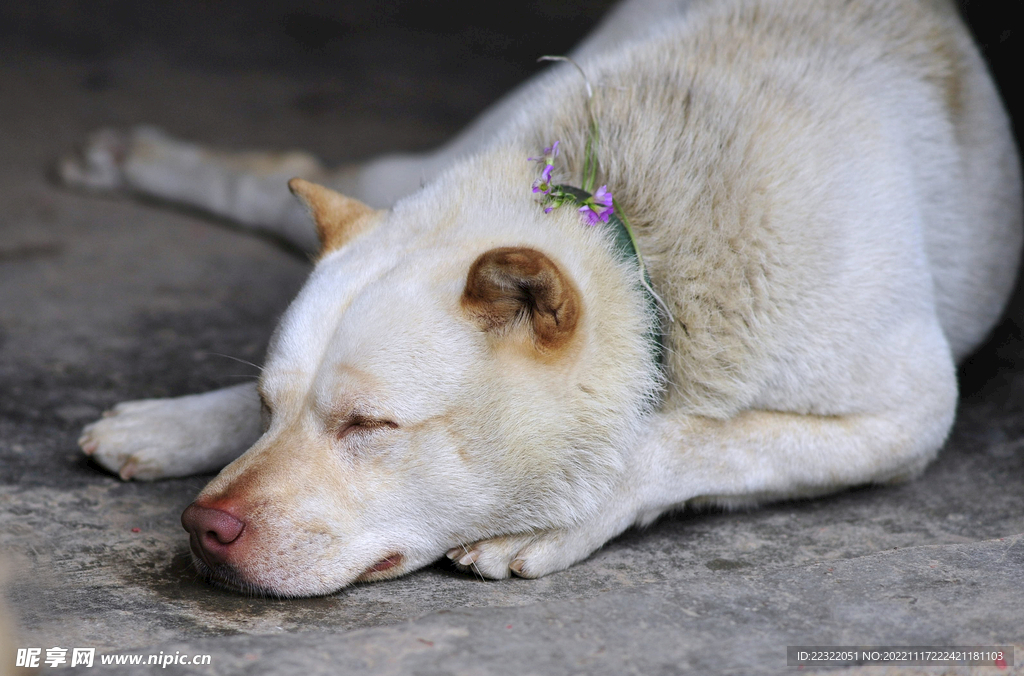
[182,151,659,596]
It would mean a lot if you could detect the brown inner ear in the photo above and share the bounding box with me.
[288,178,381,254]
[462,247,580,351]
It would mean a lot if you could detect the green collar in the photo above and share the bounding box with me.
[555,184,665,366]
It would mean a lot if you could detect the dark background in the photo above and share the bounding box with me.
[1,0,1019,142]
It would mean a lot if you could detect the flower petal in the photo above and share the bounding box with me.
[578,204,600,226]
[592,185,613,207]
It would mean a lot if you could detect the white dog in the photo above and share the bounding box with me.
[64,0,1021,597]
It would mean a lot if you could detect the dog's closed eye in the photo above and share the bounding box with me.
[338,415,398,439]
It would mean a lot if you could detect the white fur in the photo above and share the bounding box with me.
[70,0,1021,596]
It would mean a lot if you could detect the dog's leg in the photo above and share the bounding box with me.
[78,382,262,480]
[57,127,337,252]
[453,332,958,579]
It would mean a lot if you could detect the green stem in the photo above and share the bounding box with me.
[582,118,599,193]
[613,199,674,322]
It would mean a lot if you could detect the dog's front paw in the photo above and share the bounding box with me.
[79,400,197,480]
[446,533,539,579]
[446,523,620,580]
[78,386,261,481]
[55,127,132,192]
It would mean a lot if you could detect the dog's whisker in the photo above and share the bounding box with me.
[205,352,264,372]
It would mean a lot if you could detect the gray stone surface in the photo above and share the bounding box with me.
[1,3,1022,675]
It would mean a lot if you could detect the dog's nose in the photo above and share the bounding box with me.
[181,503,245,565]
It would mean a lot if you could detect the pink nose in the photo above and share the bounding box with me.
[181,503,245,567]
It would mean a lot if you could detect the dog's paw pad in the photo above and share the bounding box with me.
[56,128,129,192]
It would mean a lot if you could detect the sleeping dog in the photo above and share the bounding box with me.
[64,0,1021,596]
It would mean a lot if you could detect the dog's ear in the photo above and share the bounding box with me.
[462,247,581,352]
[288,178,382,253]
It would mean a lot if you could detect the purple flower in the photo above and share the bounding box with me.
[578,185,615,225]
[530,141,560,195]
[530,142,617,226]
[592,184,613,208]
[532,163,555,194]
[529,140,560,164]
[578,204,612,225]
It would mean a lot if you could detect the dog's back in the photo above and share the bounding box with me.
[463,0,1021,416]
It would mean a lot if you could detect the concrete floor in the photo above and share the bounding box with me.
[1,3,1023,674]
